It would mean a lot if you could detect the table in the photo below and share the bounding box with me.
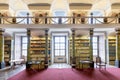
[28,61,41,70]
[79,60,94,69]
[10,59,24,69]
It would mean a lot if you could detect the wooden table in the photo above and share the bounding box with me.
[79,60,93,69]
[10,59,24,69]
[27,61,41,70]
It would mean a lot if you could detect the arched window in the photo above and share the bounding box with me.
[16,11,31,24]
[89,11,104,24]
[53,10,66,24]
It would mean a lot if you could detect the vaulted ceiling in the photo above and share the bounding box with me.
[0,0,120,16]
[0,0,120,37]
[0,0,118,4]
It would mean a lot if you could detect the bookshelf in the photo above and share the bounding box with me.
[29,37,50,68]
[4,37,11,66]
[75,37,90,59]
[108,38,116,65]
[70,36,90,68]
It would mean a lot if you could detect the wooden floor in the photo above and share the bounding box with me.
[0,63,115,80]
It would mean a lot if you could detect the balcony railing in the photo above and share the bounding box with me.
[0,16,120,24]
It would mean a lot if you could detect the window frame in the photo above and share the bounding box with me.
[21,36,28,56]
[54,36,66,56]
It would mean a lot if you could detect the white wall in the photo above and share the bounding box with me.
[99,35,105,62]
[14,35,21,60]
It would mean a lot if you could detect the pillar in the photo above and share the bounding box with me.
[0,29,5,69]
[73,13,76,24]
[72,29,75,64]
[115,29,120,67]
[26,13,29,24]
[90,13,93,24]
[0,13,2,24]
[89,28,93,60]
[26,29,31,69]
[45,12,48,24]
[45,29,49,68]
[89,28,94,68]
[118,13,120,23]
[58,17,62,24]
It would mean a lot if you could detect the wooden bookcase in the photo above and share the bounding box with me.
[75,37,90,59]
[70,36,90,68]
[29,37,50,68]
[108,38,116,65]
[4,37,11,66]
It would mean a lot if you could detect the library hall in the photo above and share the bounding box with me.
[0,0,120,80]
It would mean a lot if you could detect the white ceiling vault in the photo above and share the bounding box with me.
[0,0,120,36]
[0,0,120,7]
[0,0,120,16]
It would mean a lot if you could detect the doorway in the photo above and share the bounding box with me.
[51,32,69,63]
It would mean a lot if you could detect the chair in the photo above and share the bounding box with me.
[96,56,106,70]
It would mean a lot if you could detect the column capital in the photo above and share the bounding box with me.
[115,28,120,35]
[71,29,75,32]
[27,29,31,36]
[0,29,4,35]
[89,28,94,36]
[45,29,49,36]
[45,29,49,33]
[71,29,75,36]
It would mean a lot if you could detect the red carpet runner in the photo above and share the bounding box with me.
[8,68,120,80]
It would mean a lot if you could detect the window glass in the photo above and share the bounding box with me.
[22,36,27,56]
[93,36,98,56]
[22,50,27,56]
[55,37,59,42]
[60,37,65,42]
[22,44,27,49]
[22,37,27,43]
[55,44,59,49]
[60,50,65,56]
[54,36,66,56]
[55,50,59,56]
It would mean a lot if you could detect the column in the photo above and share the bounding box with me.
[26,29,31,69]
[89,28,93,60]
[72,13,76,24]
[0,13,2,24]
[90,13,93,24]
[26,13,29,24]
[72,29,75,64]
[118,13,120,23]
[45,12,48,24]
[0,29,5,69]
[115,29,120,67]
[89,28,94,68]
[45,29,48,68]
